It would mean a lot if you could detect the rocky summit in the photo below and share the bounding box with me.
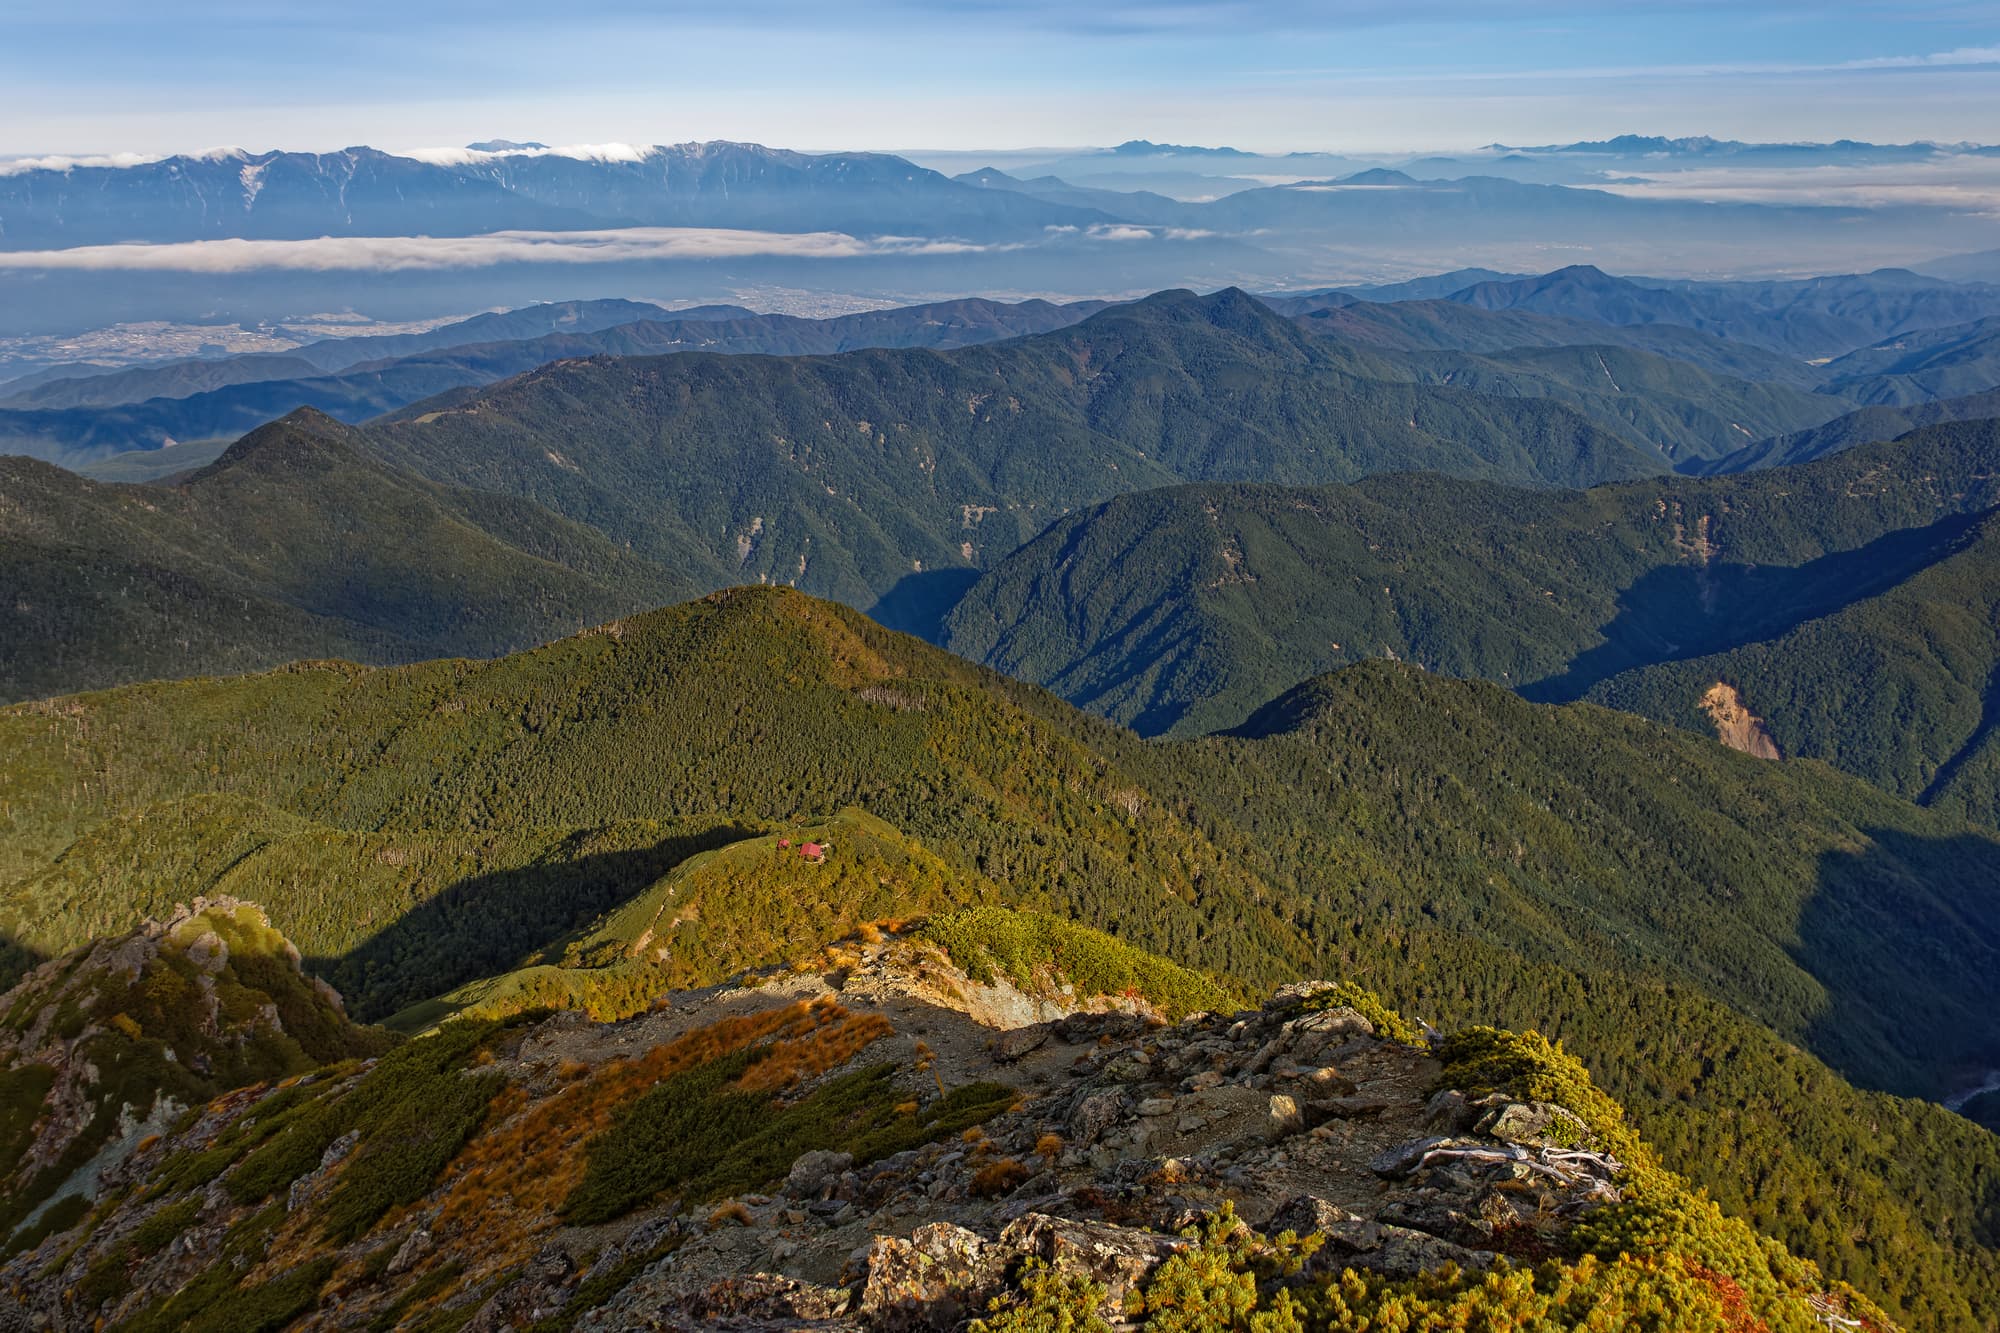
[0,910,1886,1332]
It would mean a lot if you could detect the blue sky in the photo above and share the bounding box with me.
[3,1,1996,155]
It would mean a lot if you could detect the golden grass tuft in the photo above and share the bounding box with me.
[970,1158,1030,1198]
[707,1201,753,1228]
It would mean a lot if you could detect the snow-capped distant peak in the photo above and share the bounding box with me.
[400,142,656,166]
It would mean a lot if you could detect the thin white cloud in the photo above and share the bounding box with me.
[1599,158,2000,212]
[1262,45,2000,85]
[1842,45,2000,71]
[0,227,1004,273]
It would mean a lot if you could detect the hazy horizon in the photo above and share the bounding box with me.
[4,2,1996,156]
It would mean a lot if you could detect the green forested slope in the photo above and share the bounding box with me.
[0,410,701,701]
[1586,508,2000,825]
[1284,295,1831,386]
[1426,343,1849,465]
[1308,337,1851,467]
[361,288,1658,610]
[1701,389,2000,471]
[1,587,1997,1327]
[945,419,2000,738]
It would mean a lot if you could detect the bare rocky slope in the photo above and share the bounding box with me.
[0,907,1890,1332]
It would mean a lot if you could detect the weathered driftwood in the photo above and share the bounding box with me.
[1413,1144,1623,1197]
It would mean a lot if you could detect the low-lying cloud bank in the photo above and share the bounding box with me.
[0,227,1018,273]
[0,146,252,176]
[0,222,1220,273]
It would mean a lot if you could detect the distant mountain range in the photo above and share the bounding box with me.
[1489,134,1998,163]
[11,139,1953,254]
[1818,317,2000,405]
[1702,389,2000,472]
[0,142,1110,250]
[4,136,2000,340]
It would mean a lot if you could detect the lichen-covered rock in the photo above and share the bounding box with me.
[1067,1089,1127,1144]
[683,1273,856,1324]
[1292,1006,1374,1039]
[468,1245,578,1331]
[996,1213,1190,1310]
[1315,1215,1497,1278]
[387,1226,432,1276]
[1477,1100,1593,1149]
[859,1223,1007,1330]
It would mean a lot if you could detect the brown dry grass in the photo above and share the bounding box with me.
[969,1158,1029,1198]
[417,999,892,1287]
[734,1003,893,1094]
[707,1201,753,1228]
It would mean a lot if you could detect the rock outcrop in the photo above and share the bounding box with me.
[0,918,1872,1333]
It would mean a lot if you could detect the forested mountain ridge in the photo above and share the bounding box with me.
[1696,388,2000,472]
[1307,337,1851,467]
[0,410,699,701]
[358,288,1654,606]
[1819,315,2000,406]
[2,586,1998,1328]
[1279,291,1829,386]
[945,418,2000,739]
[1447,264,2000,359]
